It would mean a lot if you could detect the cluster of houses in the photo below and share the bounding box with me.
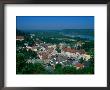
[16,34,91,70]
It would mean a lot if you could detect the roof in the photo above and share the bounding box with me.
[16,36,24,40]
[63,47,76,53]
[31,46,37,49]
[47,47,54,54]
[76,49,86,54]
[39,52,49,60]
[75,63,84,68]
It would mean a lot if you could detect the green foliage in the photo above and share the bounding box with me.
[22,63,46,74]
[55,47,61,53]
[79,58,84,64]
[23,35,35,46]
[82,41,94,52]
[82,67,94,74]
[62,66,76,74]
[22,63,36,74]
[88,48,94,58]
[33,63,46,74]
[54,64,63,74]
[17,48,38,59]
[27,49,37,58]
[16,30,26,36]
[16,53,26,74]
[45,66,54,74]
[16,41,25,47]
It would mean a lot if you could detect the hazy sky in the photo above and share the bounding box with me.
[16,16,94,30]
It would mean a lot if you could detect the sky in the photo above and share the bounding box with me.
[16,16,94,30]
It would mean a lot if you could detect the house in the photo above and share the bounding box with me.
[31,46,37,52]
[38,52,50,63]
[47,47,54,54]
[59,43,65,49]
[48,45,56,49]
[82,54,91,61]
[55,54,68,63]
[51,49,57,56]
[16,36,24,41]
[40,43,48,49]
[74,41,84,49]
[77,49,86,54]
[26,46,32,51]
[72,60,79,65]
[75,63,84,69]
[62,47,76,53]
[64,52,73,57]
[38,52,48,60]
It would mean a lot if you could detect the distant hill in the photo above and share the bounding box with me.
[61,29,94,36]
[16,29,94,37]
[16,30,28,36]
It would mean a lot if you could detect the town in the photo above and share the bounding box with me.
[16,30,94,74]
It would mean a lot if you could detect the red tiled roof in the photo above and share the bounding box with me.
[39,52,49,60]
[63,47,86,54]
[63,47,76,53]
[75,63,84,68]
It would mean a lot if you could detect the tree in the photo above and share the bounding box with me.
[16,53,26,74]
[21,63,46,74]
[82,41,94,52]
[79,57,84,64]
[62,66,76,74]
[82,67,94,74]
[33,63,46,74]
[54,64,63,74]
[22,63,35,74]
[55,47,61,53]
